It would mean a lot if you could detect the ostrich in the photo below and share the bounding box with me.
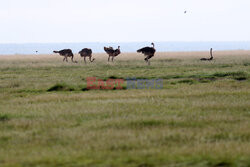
[104,46,114,61]
[137,43,156,65]
[104,46,121,62]
[53,49,77,63]
[112,46,121,62]
[79,48,95,64]
[200,48,214,61]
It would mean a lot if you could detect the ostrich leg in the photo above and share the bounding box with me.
[89,56,94,62]
[148,60,151,66]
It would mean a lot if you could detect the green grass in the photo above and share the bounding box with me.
[0,53,250,167]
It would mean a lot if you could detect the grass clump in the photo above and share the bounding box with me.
[0,114,10,122]
[212,161,233,167]
[47,83,75,92]
[178,79,196,85]
[81,87,90,91]
[213,71,247,78]
[212,71,248,81]
[128,120,165,129]
[198,77,216,83]
[9,82,20,88]
[108,75,123,79]
[234,77,247,81]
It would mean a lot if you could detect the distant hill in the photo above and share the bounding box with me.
[0,41,250,55]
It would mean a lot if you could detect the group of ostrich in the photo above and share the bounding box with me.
[53,43,213,65]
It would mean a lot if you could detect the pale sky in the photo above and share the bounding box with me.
[0,0,250,43]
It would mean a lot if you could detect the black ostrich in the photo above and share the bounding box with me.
[137,43,156,65]
[200,48,214,61]
[79,48,95,64]
[104,46,121,62]
[53,49,77,63]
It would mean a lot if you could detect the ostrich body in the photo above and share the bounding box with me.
[104,46,121,62]
[79,48,95,63]
[53,49,77,63]
[200,48,214,61]
[137,43,156,65]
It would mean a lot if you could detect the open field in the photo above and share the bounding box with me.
[0,51,250,167]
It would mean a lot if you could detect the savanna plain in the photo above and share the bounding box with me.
[0,51,250,167]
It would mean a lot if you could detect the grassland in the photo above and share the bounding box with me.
[0,51,250,167]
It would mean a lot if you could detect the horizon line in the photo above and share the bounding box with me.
[1,41,250,45]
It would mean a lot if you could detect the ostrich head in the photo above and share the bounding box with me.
[118,46,120,49]
[151,43,155,48]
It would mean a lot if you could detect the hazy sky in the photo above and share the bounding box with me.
[0,0,250,43]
